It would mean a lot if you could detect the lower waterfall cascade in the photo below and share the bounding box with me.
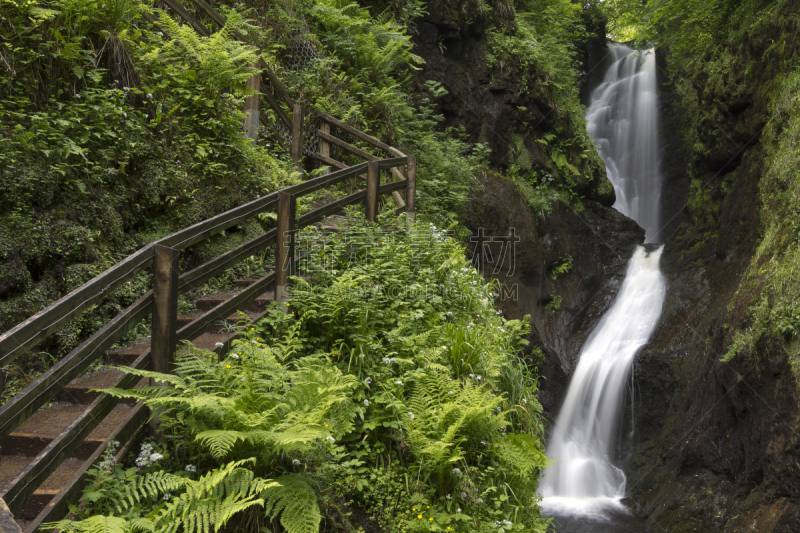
[539,43,668,522]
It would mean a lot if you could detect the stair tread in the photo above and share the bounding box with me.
[188,332,236,351]
[107,338,151,355]
[11,403,132,441]
[0,455,31,488]
[66,368,126,390]
[38,457,84,492]
[0,454,83,494]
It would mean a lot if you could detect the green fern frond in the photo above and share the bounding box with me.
[263,475,321,533]
[194,430,249,459]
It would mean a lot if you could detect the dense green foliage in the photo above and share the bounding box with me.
[55,220,549,532]
[486,0,609,213]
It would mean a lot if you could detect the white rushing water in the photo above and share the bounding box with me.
[539,44,667,518]
[586,44,662,243]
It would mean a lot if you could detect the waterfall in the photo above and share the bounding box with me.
[539,44,667,517]
[586,44,662,244]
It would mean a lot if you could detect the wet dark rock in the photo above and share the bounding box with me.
[410,0,613,205]
[465,172,643,420]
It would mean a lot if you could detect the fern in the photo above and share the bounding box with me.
[262,475,321,533]
[143,9,260,97]
[45,460,276,533]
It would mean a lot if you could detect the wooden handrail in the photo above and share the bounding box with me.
[0,291,153,441]
[315,111,405,158]
[317,129,378,161]
[0,245,156,368]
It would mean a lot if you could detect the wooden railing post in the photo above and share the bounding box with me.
[152,245,179,375]
[366,160,380,222]
[406,156,416,222]
[290,104,304,170]
[243,64,261,144]
[276,192,296,309]
[319,119,330,174]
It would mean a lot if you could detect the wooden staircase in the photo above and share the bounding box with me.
[0,279,275,532]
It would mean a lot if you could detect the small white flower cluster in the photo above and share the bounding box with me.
[230,354,239,359]
[382,357,396,365]
[408,412,415,421]
[494,520,513,531]
[97,440,121,471]
[476,498,484,504]
[364,377,372,385]
[325,436,335,443]
[184,464,197,473]
[445,494,452,500]
[251,340,258,345]
[452,467,462,475]
[214,342,224,348]
[163,492,172,501]
[456,508,462,514]
[292,459,301,466]
[460,492,467,499]
[135,442,162,468]
[468,374,483,381]
[363,399,369,407]
[395,380,403,386]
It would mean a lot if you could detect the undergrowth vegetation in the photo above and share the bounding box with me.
[50,218,550,532]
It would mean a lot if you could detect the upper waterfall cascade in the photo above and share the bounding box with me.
[539,44,667,517]
[586,44,663,243]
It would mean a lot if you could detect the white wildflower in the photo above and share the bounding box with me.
[408,412,414,421]
[452,467,461,475]
[446,494,452,500]
[364,377,372,384]
[395,380,403,386]
[363,399,369,407]
[214,342,224,348]
[184,465,196,473]
[230,354,239,359]
[292,459,301,466]
[325,436,335,443]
